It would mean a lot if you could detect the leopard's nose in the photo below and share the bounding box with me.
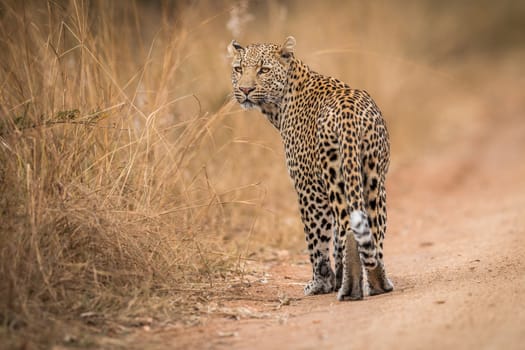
[239,86,255,96]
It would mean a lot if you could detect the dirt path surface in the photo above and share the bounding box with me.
[132,117,525,350]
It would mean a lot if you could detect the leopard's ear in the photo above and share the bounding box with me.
[228,40,244,57]
[280,36,296,59]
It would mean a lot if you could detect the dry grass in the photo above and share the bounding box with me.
[0,0,523,348]
[0,1,248,347]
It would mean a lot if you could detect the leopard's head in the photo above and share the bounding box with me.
[228,36,296,110]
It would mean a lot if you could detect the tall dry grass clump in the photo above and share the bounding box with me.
[0,0,245,345]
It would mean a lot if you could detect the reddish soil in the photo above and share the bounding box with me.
[125,117,525,349]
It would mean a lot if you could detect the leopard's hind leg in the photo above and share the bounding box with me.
[299,189,336,296]
[364,169,393,296]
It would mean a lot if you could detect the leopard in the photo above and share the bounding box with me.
[228,36,393,301]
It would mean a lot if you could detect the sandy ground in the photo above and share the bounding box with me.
[122,116,525,350]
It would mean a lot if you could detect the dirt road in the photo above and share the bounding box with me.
[128,116,525,349]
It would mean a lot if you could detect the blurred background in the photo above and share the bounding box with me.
[0,0,524,347]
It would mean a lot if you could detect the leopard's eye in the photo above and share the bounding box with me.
[234,66,242,74]
[259,67,271,74]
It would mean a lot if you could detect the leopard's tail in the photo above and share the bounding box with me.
[350,210,378,269]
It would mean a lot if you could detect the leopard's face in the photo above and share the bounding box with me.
[228,38,295,110]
